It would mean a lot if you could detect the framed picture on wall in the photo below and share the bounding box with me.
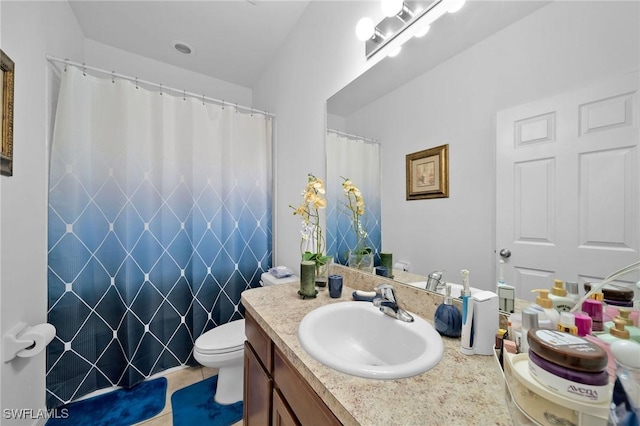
[406,144,449,200]
[1,49,15,177]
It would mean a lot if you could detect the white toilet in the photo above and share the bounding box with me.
[193,269,297,405]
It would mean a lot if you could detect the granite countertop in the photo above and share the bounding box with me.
[241,275,512,426]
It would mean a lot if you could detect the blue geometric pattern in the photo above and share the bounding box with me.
[47,67,272,408]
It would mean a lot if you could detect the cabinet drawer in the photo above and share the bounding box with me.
[245,311,272,371]
[273,346,342,426]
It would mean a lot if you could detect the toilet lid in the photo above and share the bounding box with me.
[195,319,246,355]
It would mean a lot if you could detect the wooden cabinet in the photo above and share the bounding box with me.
[244,311,341,426]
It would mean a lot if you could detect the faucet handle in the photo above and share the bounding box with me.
[374,284,396,303]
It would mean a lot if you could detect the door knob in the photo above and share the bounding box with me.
[499,248,511,258]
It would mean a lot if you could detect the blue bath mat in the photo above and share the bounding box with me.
[46,377,167,426]
[171,375,243,426]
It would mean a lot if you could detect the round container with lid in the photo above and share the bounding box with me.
[527,329,608,372]
[527,329,611,403]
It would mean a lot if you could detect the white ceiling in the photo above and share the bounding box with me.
[68,0,312,88]
[68,0,550,108]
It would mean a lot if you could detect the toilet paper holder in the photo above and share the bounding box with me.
[3,322,56,363]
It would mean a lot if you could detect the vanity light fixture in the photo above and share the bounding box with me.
[356,0,465,59]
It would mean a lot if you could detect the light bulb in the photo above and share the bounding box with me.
[447,0,466,13]
[355,17,375,41]
[414,24,430,38]
[387,46,402,57]
[381,0,404,17]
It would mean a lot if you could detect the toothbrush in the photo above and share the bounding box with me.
[460,269,475,355]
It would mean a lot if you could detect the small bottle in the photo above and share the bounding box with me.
[531,289,560,329]
[557,312,578,335]
[583,297,604,332]
[565,281,580,305]
[573,312,592,337]
[549,279,574,312]
[520,309,538,353]
[434,284,462,338]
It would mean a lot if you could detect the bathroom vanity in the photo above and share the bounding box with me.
[241,265,512,425]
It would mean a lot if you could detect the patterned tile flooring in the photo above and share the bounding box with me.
[135,366,243,426]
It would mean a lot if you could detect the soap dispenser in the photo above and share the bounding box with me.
[597,317,631,345]
[549,279,574,312]
[605,309,640,343]
[531,289,560,329]
[434,284,462,338]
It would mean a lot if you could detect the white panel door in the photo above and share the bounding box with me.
[496,71,639,300]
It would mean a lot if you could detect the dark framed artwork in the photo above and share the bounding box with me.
[406,144,449,200]
[1,49,15,177]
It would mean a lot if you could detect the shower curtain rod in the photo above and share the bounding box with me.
[327,128,380,144]
[46,54,275,119]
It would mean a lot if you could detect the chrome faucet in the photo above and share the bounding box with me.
[425,270,446,293]
[373,284,414,322]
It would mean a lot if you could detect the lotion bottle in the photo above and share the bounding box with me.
[597,317,631,345]
[549,279,574,312]
[531,289,560,329]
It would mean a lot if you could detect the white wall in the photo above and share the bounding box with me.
[0,2,84,424]
[83,39,252,108]
[319,1,640,289]
[253,1,386,272]
[343,1,639,288]
[0,2,252,423]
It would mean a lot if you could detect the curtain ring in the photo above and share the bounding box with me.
[82,63,86,76]
[202,94,205,105]
[160,84,163,96]
[135,77,139,89]
[222,100,225,110]
[63,59,69,72]
[112,71,116,84]
[183,90,186,101]
[250,107,254,117]
[235,103,239,113]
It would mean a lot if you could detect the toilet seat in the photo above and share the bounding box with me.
[195,319,246,355]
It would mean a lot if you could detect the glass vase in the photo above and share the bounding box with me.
[348,251,374,272]
[315,261,330,289]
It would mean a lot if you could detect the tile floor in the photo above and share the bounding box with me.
[135,366,243,426]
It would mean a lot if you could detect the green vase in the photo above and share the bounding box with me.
[298,260,317,299]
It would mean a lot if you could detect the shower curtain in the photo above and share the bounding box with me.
[46,66,272,408]
[325,131,381,265]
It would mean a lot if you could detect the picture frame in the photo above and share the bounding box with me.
[1,49,15,177]
[406,144,449,200]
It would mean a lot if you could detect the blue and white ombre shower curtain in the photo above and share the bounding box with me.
[46,66,272,408]
[325,130,381,265]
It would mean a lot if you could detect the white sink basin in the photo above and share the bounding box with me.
[297,301,444,379]
[407,282,482,299]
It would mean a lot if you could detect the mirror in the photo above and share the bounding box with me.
[326,1,639,310]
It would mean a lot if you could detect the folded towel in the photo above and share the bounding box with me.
[269,266,293,279]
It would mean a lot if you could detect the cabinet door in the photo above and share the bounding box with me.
[272,389,300,426]
[273,346,341,426]
[244,341,273,425]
